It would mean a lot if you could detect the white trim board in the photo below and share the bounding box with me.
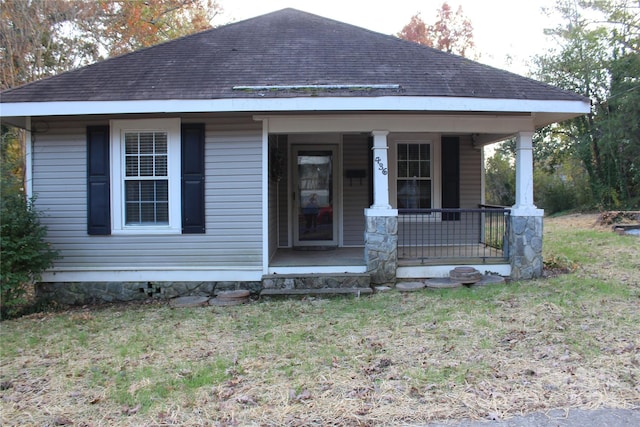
[41,268,264,282]
[2,96,590,121]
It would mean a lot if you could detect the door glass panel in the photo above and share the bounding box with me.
[298,151,333,242]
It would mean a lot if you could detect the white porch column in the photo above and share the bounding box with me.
[509,131,544,279]
[364,130,398,286]
[512,131,543,216]
[369,130,393,211]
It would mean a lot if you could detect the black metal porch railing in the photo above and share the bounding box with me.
[398,207,511,263]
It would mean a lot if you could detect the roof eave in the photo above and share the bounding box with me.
[0,96,590,127]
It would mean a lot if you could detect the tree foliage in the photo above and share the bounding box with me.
[80,0,221,58]
[1,126,59,319]
[397,2,475,57]
[484,150,515,207]
[0,0,221,90]
[532,0,640,209]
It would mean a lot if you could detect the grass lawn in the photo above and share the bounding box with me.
[1,214,639,426]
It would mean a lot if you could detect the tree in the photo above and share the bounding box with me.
[484,150,515,206]
[397,13,432,47]
[397,2,475,57]
[80,0,222,57]
[532,0,640,209]
[0,0,94,90]
[0,0,222,90]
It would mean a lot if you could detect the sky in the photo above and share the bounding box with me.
[217,0,561,76]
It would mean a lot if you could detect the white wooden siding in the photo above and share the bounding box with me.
[32,116,263,272]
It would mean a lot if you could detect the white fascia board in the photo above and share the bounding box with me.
[0,96,591,118]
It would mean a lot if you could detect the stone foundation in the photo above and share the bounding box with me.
[36,281,262,306]
[509,215,544,279]
[365,215,398,286]
[262,273,370,290]
[36,274,373,306]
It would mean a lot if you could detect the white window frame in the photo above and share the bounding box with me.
[111,118,181,234]
[389,135,441,220]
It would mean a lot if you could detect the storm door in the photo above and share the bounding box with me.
[293,146,338,247]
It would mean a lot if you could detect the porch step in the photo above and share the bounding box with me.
[261,287,373,296]
[261,273,371,297]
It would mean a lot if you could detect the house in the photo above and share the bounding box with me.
[0,9,590,303]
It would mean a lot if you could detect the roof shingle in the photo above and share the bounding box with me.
[0,8,586,103]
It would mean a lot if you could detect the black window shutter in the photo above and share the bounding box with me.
[441,137,460,221]
[87,126,111,235]
[181,123,206,234]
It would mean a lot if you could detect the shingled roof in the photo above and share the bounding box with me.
[1,8,586,104]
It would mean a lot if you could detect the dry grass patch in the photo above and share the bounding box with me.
[1,214,639,426]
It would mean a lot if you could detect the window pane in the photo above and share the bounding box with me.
[140,203,155,222]
[125,181,139,201]
[125,201,140,223]
[125,133,138,154]
[139,156,154,176]
[397,144,408,161]
[139,133,154,154]
[397,179,432,209]
[154,133,167,153]
[155,155,167,176]
[156,180,168,201]
[420,160,431,178]
[408,144,419,159]
[125,156,138,177]
[156,202,169,223]
[408,161,419,177]
[139,181,155,201]
[397,162,408,178]
[397,179,419,209]
[420,145,430,161]
[417,180,432,209]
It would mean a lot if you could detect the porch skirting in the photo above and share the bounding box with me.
[364,214,398,286]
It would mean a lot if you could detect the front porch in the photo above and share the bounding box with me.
[267,206,513,281]
[264,117,546,286]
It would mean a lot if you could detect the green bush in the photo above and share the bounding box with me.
[485,151,515,206]
[536,173,577,214]
[1,127,59,319]
[1,191,59,319]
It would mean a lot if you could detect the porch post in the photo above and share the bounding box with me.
[509,131,544,279]
[370,130,392,209]
[365,130,398,286]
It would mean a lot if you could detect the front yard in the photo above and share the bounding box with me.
[1,214,639,426]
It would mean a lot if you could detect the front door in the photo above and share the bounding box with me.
[293,145,338,247]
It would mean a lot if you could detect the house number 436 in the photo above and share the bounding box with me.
[374,157,388,175]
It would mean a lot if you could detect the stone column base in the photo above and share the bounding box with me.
[509,215,544,279]
[365,214,398,286]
